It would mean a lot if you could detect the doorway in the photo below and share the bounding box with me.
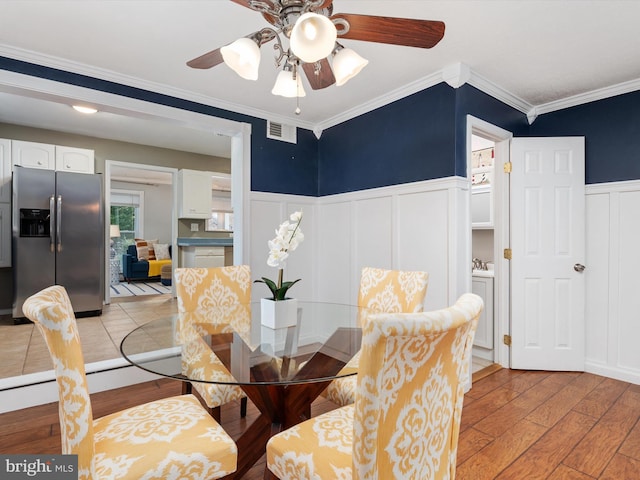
[104,161,178,304]
[467,115,513,369]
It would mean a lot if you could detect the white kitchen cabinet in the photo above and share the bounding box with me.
[12,140,94,174]
[0,203,10,267]
[471,275,494,350]
[12,140,55,170]
[178,169,212,219]
[0,138,11,203]
[180,246,225,268]
[471,185,493,228]
[55,145,95,173]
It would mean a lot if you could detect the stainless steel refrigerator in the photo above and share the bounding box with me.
[12,166,104,319]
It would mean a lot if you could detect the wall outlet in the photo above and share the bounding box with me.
[190,223,199,232]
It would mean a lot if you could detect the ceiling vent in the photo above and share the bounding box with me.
[267,121,297,144]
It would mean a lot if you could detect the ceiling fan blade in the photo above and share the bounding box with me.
[187,48,224,69]
[301,59,336,90]
[332,13,445,49]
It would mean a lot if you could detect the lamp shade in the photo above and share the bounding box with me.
[221,37,261,80]
[271,69,306,98]
[289,12,337,63]
[109,225,121,238]
[332,47,369,86]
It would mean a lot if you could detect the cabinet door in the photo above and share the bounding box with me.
[178,169,212,219]
[55,146,95,174]
[12,140,55,170]
[471,185,493,228]
[471,276,494,349]
[0,203,10,267]
[0,139,10,203]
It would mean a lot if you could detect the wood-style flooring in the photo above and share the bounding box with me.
[1,368,639,479]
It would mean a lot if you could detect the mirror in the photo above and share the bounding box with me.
[0,70,250,386]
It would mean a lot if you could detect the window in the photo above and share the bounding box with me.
[205,188,233,232]
[110,189,144,255]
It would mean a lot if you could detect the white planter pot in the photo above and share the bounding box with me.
[260,298,298,329]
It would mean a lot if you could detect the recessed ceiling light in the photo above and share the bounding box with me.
[72,105,98,114]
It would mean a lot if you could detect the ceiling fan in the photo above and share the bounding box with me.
[187,0,445,107]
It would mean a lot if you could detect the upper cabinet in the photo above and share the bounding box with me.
[55,145,95,174]
[12,140,94,174]
[471,145,494,229]
[12,140,55,170]
[178,169,213,219]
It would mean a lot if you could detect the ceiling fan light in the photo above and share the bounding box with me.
[221,37,261,80]
[290,12,337,63]
[333,47,369,86]
[271,69,306,98]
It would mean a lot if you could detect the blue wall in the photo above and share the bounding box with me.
[318,83,457,196]
[3,56,640,192]
[529,90,640,184]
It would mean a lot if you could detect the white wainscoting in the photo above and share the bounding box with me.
[585,180,640,385]
[251,177,470,314]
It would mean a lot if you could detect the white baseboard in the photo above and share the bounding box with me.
[585,361,640,386]
[0,363,162,414]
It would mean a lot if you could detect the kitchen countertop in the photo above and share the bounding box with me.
[176,237,233,247]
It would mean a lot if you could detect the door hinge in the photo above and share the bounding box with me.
[503,162,512,173]
[504,248,512,260]
[503,334,512,346]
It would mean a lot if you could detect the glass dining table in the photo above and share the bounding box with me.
[120,301,363,479]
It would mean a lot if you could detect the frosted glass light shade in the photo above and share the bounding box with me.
[333,47,369,86]
[271,70,306,98]
[290,12,337,63]
[109,225,121,237]
[221,37,261,80]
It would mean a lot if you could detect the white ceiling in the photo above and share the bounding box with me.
[1,0,639,153]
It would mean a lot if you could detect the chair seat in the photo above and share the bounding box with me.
[267,405,354,479]
[94,394,237,479]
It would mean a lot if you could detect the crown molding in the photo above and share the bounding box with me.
[2,43,640,134]
[534,77,640,116]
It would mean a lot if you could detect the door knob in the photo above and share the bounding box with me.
[574,263,586,272]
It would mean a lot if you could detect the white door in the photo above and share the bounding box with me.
[510,137,585,370]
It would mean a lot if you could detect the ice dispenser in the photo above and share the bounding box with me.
[20,208,50,237]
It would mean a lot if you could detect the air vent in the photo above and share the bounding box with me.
[267,121,297,144]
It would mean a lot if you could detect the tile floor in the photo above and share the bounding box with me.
[0,294,177,380]
[0,295,494,380]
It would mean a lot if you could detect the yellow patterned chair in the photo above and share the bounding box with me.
[266,293,483,480]
[322,267,429,406]
[23,285,237,480]
[175,265,251,422]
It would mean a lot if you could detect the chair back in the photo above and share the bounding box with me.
[353,293,483,480]
[175,265,252,337]
[358,267,429,314]
[22,285,97,479]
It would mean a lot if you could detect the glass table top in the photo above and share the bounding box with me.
[120,301,363,386]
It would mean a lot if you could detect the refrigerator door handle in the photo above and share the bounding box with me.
[49,195,55,253]
[56,195,62,253]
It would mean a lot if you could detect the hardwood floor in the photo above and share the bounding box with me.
[1,368,639,479]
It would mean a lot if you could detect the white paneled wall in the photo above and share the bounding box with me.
[251,177,640,385]
[585,180,640,385]
[251,177,469,313]
[249,193,317,302]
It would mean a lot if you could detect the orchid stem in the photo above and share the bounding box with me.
[277,268,283,290]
